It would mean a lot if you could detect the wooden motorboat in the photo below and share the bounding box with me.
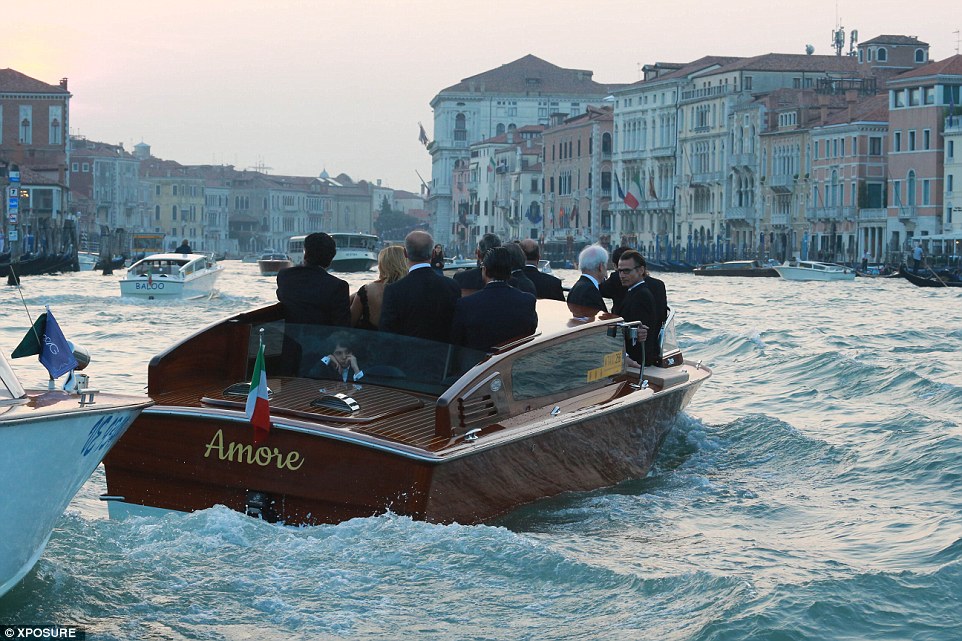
[773,260,856,281]
[257,252,293,277]
[693,260,779,277]
[119,253,224,300]
[102,301,710,526]
[898,265,962,288]
[0,347,151,597]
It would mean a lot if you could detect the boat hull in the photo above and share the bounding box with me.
[257,259,293,277]
[898,266,962,287]
[119,268,222,299]
[329,252,377,272]
[0,394,151,597]
[773,266,856,281]
[103,372,705,525]
[693,267,778,277]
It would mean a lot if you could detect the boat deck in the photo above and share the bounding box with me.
[152,378,450,451]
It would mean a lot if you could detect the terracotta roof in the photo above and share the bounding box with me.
[0,69,69,94]
[622,56,743,88]
[821,93,889,125]
[712,53,858,74]
[437,54,617,96]
[861,35,928,46]
[888,54,962,82]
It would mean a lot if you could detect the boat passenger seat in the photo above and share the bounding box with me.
[640,365,689,389]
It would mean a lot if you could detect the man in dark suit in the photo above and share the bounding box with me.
[566,244,609,315]
[519,239,565,301]
[276,232,351,326]
[617,249,660,366]
[505,242,538,297]
[453,232,501,296]
[451,247,537,352]
[639,255,669,329]
[380,230,461,343]
[599,246,629,314]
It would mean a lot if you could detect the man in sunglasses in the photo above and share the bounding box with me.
[616,249,660,367]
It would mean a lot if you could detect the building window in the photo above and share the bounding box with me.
[49,106,62,145]
[82,163,89,172]
[907,171,917,206]
[877,47,888,62]
[744,76,752,90]
[894,131,901,152]
[923,129,930,150]
[908,130,916,151]
[915,48,926,63]
[909,89,921,106]
[869,137,882,155]
[947,174,953,192]
[19,105,32,144]
[71,162,79,172]
[172,206,178,220]
[894,90,905,108]
[454,113,467,143]
[923,88,935,105]
[922,179,930,205]
[950,140,955,159]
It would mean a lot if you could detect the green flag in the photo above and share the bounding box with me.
[11,313,47,358]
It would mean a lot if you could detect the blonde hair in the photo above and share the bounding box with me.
[378,245,408,283]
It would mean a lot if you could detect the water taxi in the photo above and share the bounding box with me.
[773,260,856,281]
[119,253,223,300]
[288,233,378,272]
[102,302,710,526]
[257,251,293,277]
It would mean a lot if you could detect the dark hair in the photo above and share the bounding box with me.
[504,242,526,270]
[478,233,502,254]
[482,246,512,281]
[619,249,645,269]
[304,232,336,267]
[611,245,631,264]
[519,238,540,261]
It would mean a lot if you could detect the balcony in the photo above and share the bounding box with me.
[725,206,757,221]
[680,84,733,103]
[731,152,757,168]
[897,205,917,221]
[767,174,796,191]
[649,145,675,158]
[690,171,724,186]
[858,208,887,221]
[771,213,790,226]
[638,198,674,211]
[806,206,856,221]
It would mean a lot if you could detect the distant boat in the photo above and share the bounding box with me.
[773,260,856,281]
[257,252,293,277]
[0,347,151,598]
[693,260,779,277]
[442,257,476,271]
[119,253,224,300]
[288,233,378,272]
[0,251,78,278]
[898,265,962,288]
[77,251,98,272]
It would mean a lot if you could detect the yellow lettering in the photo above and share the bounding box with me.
[203,428,305,470]
[255,446,273,466]
[227,441,254,463]
[204,429,225,459]
[284,451,304,471]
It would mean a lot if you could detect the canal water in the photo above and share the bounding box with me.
[1,263,959,640]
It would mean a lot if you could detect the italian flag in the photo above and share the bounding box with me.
[245,343,270,443]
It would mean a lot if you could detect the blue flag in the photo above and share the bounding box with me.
[39,309,78,378]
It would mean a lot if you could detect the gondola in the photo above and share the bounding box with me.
[898,265,962,288]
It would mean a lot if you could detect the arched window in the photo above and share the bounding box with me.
[602,132,611,155]
[496,123,505,135]
[454,113,467,142]
[877,48,888,62]
[915,49,926,63]
[907,170,917,205]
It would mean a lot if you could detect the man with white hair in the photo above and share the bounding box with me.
[566,244,609,314]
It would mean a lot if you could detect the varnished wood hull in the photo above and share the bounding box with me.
[103,375,703,525]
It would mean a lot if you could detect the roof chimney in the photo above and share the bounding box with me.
[60,78,68,90]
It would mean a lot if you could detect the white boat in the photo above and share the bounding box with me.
[442,257,476,271]
[0,348,151,598]
[773,260,856,281]
[288,233,378,272]
[256,252,293,277]
[77,251,98,272]
[119,253,224,299]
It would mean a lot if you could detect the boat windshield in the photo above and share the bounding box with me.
[0,350,26,403]
[249,321,489,396]
[131,259,189,276]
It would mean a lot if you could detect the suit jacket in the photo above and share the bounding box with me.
[450,281,537,352]
[620,284,660,366]
[275,264,351,326]
[522,264,565,301]
[509,269,538,297]
[452,266,484,293]
[566,275,607,313]
[379,266,461,342]
[641,275,668,327]
[599,272,627,315]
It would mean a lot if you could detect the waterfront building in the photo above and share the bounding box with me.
[318,171,376,235]
[945,103,962,238]
[428,55,617,246]
[140,156,205,252]
[541,107,613,247]
[675,53,859,264]
[187,165,236,257]
[69,137,145,246]
[0,70,71,258]
[612,58,737,260]
[885,53,958,254]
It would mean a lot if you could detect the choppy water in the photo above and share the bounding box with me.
[1,264,960,640]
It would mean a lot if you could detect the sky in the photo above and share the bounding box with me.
[5,0,958,193]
